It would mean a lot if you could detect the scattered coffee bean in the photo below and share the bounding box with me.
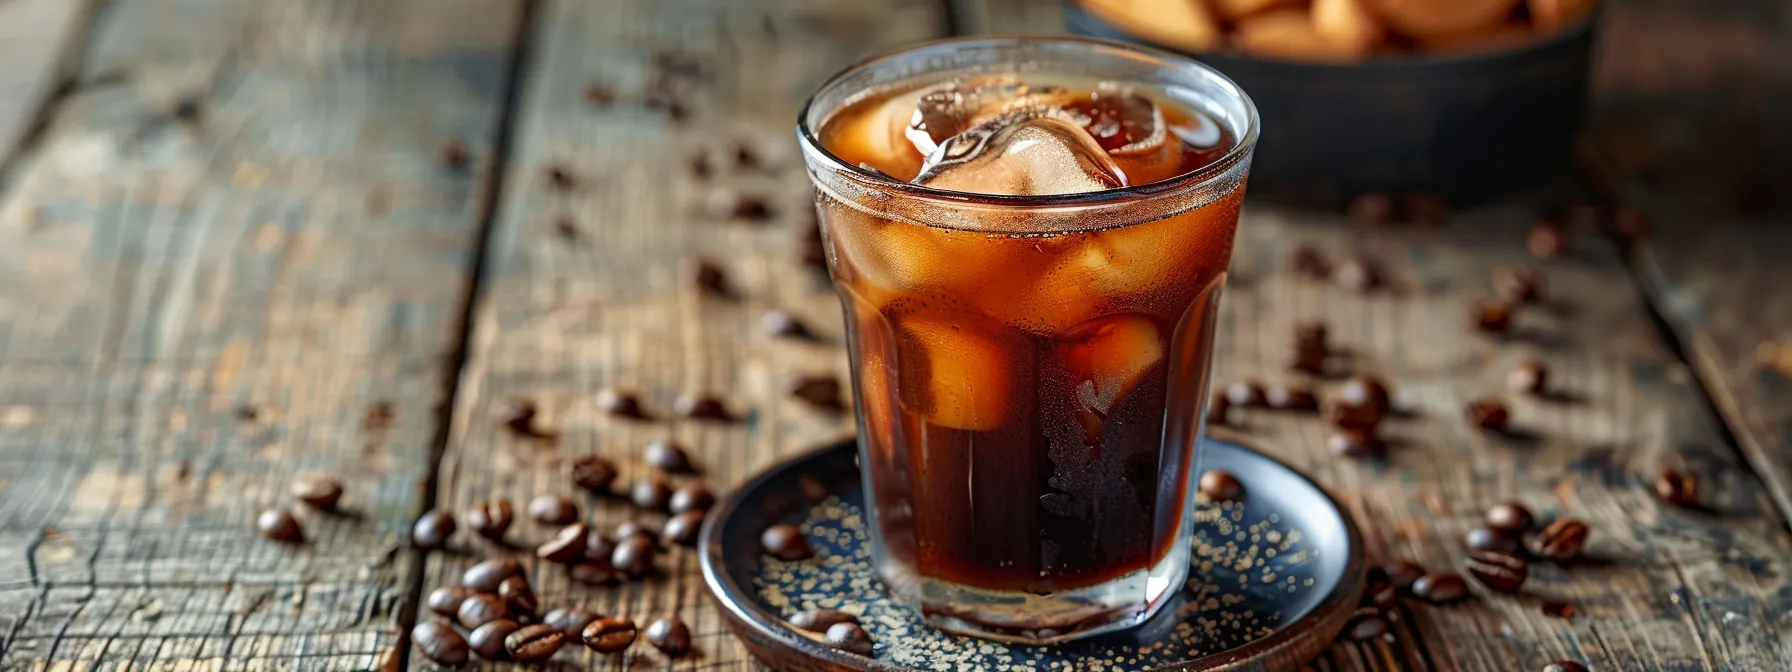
[1342,375,1391,414]
[614,520,659,544]
[1530,518,1590,561]
[761,523,812,561]
[1473,299,1515,335]
[612,535,658,578]
[584,83,616,106]
[1288,245,1328,280]
[1288,342,1327,374]
[410,510,454,549]
[458,593,511,630]
[469,619,520,661]
[439,140,469,169]
[364,400,396,429]
[1334,256,1380,291]
[570,559,617,585]
[545,165,576,190]
[1294,321,1328,351]
[544,608,601,637]
[1492,266,1544,303]
[1466,549,1529,593]
[693,259,731,297]
[595,388,646,418]
[763,309,812,338]
[791,375,845,410]
[412,621,470,665]
[1527,223,1567,258]
[1541,600,1576,619]
[1656,467,1699,508]
[663,510,707,547]
[630,479,672,511]
[645,617,692,656]
[497,398,542,436]
[1384,560,1427,593]
[505,623,566,662]
[645,440,694,473]
[733,142,760,169]
[462,557,523,592]
[705,187,773,221]
[1265,383,1318,411]
[790,608,859,633]
[1344,607,1388,641]
[1198,470,1244,501]
[1363,567,1398,608]
[825,621,875,656]
[291,474,344,512]
[1403,191,1449,226]
[257,508,303,544]
[1411,572,1470,604]
[528,495,580,524]
[1327,428,1383,458]
[688,152,714,180]
[1347,191,1395,226]
[499,575,538,615]
[586,528,620,560]
[1204,394,1230,426]
[669,483,716,514]
[1325,400,1385,431]
[571,454,619,494]
[582,617,638,654]
[235,404,259,421]
[539,523,590,564]
[1485,501,1535,533]
[1466,526,1522,554]
[428,586,475,618]
[467,499,514,540]
[673,392,732,421]
[1224,380,1266,407]
[1543,661,1589,672]
[1508,360,1549,394]
[1465,398,1510,431]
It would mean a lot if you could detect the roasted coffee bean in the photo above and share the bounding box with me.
[1486,501,1535,534]
[663,510,706,547]
[1465,398,1510,431]
[1543,661,1589,672]
[595,388,646,418]
[469,619,520,661]
[1198,470,1244,502]
[257,508,303,544]
[1656,467,1700,508]
[673,392,732,420]
[612,535,658,578]
[1224,380,1266,407]
[825,622,875,656]
[570,559,617,585]
[1265,384,1318,411]
[1342,375,1391,414]
[1325,400,1384,430]
[1384,560,1427,593]
[291,474,344,512]
[1294,321,1328,350]
[364,400,396,429]
[614,521,659,545]
[1492,266,1544,303]
[1288,342,1327,374]
[528,495,580,524]
[1541,600,1576,619]
[1411,572,1470,604]
[790,608,858,633]
[761,523,812,561]
[1527,223,1566,258]
[669,484,716,514]
[1347,191,1395,226]
[539,523,590,564]
[544,608,601,637]
[438,140,469,169]
[1508,360,1549,394]
[645,440,694,473]
[458,593,511,630]
[554,215,581,239]
[235,404,260,421]
[462,557,523,592]
[1466,526,1522,554]
[1334,256,1380,291]
[1204,394,1231,426]
[467,499,514,540]
[693,259,730,297]
[496,398,544,437]
[1402,191,1449,227]
[412,621,470,665]
[587,528,620,559]
[1466,549,1529,593]
[570,454,618,495]
[630,479,672,511]
[1327,428,1382,458]
[706,187,773,221]
[411,510,454,549]
[1531,518,1590,561]
[791,375,844,410]
[428,586,475,618]
[583,617,638,654]
[732,141,760,168]
[688,152,714,180]
[1343,607,1388,641]
[645,617,691,656]
[762,310,812,338]
[499,575,538,615]
[1288,245,1328,280]
[506,623,566,663]
[584,83,616,106]
[545,165,576,190]
[1473,299,1515,335]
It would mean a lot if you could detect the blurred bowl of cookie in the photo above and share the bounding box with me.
[1065,0,1599,205]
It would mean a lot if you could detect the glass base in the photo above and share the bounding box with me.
[878,548,1190,645]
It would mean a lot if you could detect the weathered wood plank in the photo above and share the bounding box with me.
[0,0,519,668]
[0,0,91,167]
[417,0,946,668]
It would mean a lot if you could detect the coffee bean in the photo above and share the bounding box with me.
[570,559,617,585]
[290,474,343,512]
[458,593,511,629]
[499,575,538,615]
[663,510,706,547]
[630,479,672,511]
[1363,568,1398,608]
[790,608,858,633]
[762,310,812,338]
[1294,321,1328,351]
[467,499,514,540]
[595,388,646,418]
[1343,607,1388,641]
[614,520,659,545]
[1473,299,1515,335]
[497,398,541,436]
[1541,600,1576,619]
[1543,661,1589,672]
[412,621,470,665]
[1486,501,1535,534]
[1327,427,1383,458]
[645,440,694,473]
[584,83,616,106]
[363,400,395,429]
[1325,400,1384,431]
[1288,245,1328,280]
[257,508,303,544]
[545,165,576,190]
[582,617,638,654]
[706,187,773,221]
[693,259,730,297]
[791,375,844,410]
[1265,384,1318,411]
[1347,191,1395,226]
[825,621,875,656]
[1466,549,1528,593]
[1224,380,1266,407]
[1492,266,1544,303]
[673,392,732,421]
[1530,518,1590,561]
[1288,342,1327,375]
[645,617,691,657]
[1383,560,1427,593]
[528,495,579,524]
[1198,470,1244,501]
[1204,394,1230,426]
[544,608,601,637]
[1465,398,1510,431]
[411,510,454,549]
[1508,360,1549,394]
[428,586,475,618]
[1526,223,1566,258]
[1411,572,1470,604]
[1334,256,1380,291]
[587,528,620,559]
[462,557,523,592]
[235,405,259,421]
[538,523,590,564]
[612,535,658,578]
[439,140,469,169]
[1656,467,1700,508]
[468,619,520,661]
[1466,526,1522,554]
[761,523,812,561]
[689,152,713,180]
[1342,375,1391,414]
[506,623,566,662]
[569,455,619,496]
[669,484,716,514]
[733,141,760,169]
[1402,191,1449,226]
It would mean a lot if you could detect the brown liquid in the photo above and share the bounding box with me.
[818,80,1242,593]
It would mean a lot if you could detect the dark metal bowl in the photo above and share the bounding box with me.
[1063,1,1598,205]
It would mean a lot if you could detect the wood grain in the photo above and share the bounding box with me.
[0,0,91,167]
[0,0,518,667]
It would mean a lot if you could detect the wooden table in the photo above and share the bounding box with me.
[0,0,1786,669]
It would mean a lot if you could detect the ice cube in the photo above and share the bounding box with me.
[914,114,1126,196]
[894,315,1018,431]
[1060,186,1245,295]
[905,76,1058,157]
[828,87,929,181]
[1056,314,1165,420]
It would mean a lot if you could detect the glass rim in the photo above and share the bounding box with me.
[795,35,1260,210]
